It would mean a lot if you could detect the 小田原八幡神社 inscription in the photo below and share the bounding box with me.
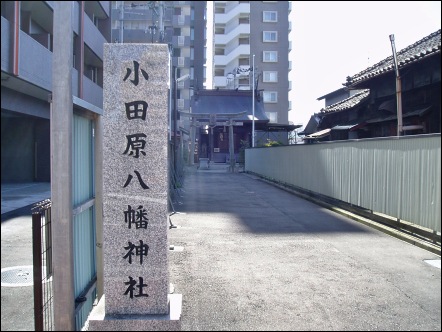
[102,44,170,316]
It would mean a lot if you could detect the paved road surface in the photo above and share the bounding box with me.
[168,169,441,331]
[1,170,440,331]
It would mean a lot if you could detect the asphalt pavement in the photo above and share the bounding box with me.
[1,169,441,331]
[1,182,50,331]
[167,166,441,331]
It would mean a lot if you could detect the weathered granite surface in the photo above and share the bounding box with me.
[87,294,182,331]
[101,43,170,316]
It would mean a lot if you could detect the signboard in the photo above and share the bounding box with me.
[102,44,169,316]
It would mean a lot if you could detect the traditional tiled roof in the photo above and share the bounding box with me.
[320,89,370,113]
[345,29,441,87]
[190,90,269,122]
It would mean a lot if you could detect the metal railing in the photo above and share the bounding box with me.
[32,199,54,331]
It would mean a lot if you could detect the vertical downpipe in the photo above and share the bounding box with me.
[79,1,85,99]
[12,1,20,76]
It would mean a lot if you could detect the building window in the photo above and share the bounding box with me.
[265,112,278,123]
[263,71,278,83]
[263,51,278,62]
[263,31,278,42]
[263,91,278,103]
[263,11,277,22]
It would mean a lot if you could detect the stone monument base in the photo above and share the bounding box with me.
[86,294,182,331]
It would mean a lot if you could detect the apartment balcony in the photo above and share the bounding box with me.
[173,14,191,27]
[172,57,191,68]
[83,74,103,108]
[177,98,191,111]
[111,7,150,21]
[214,24,250,45]
[99,1,111,17]
[213,44,250,66]
[174,1,192,6]
[216,3,250,25]
[177,78,193,90]
[83,12,107,61]
[173,35,192,48]
[1,16,103,109]
[1,17,52,92]
[1,17,12,73]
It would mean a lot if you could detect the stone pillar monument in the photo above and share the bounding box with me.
[88,44,181,330]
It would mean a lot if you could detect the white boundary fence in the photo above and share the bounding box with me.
[245,134,441,233]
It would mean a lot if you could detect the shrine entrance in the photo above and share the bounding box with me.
[180,111,247,172]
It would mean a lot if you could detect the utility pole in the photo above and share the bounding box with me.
[174,70,190,174]
[252,54,255,147]
[52,2,74,330]
[173,67,178,175]
[119,1,124,43]
[389,34,403,136]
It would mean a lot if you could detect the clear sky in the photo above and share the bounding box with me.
[288,1,442,129]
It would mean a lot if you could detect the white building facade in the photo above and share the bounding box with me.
[209,1,291,125]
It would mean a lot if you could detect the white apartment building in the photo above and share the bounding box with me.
[209,1,291,125]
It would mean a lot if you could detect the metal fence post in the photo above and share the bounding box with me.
[32,212,43,331]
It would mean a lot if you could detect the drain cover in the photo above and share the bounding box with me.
[1,266,34,287]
